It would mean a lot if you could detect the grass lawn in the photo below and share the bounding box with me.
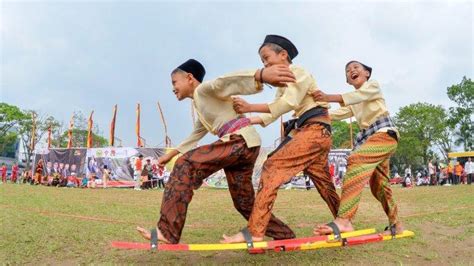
[1,184,473,264]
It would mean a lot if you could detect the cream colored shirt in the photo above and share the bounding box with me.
[258,65,329,126]
[329,80,398,134]
[176,70,263,154]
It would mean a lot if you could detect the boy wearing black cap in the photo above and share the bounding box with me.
[137,59,298,244]
[222,35,340,244]
[312,60,403,237]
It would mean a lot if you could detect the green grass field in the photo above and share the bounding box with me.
[1,184,473,264]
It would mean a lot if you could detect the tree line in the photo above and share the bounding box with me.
[0,108,107,170]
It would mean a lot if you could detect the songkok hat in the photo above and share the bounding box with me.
[260,35,298,60]
[177,59,206,83]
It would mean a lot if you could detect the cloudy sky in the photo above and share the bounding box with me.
[1,0,472,148]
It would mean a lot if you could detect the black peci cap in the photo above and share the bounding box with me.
[177,59,206,83]
[260,34,299,60]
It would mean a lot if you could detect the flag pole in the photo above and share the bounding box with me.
[136,103,143,147]
[110,105,118,146]
[47,124,52,149]
[67,114,74,148]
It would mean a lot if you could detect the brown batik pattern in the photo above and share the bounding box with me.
[248,123,340,238]
[157,135,295,244]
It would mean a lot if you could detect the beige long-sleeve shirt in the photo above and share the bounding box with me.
[329,80,398,134]
[258,65,329,126]
[176,70,263,154]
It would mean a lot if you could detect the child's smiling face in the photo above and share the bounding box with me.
[171,71,193,101]
[345,62,370,88]
[259,45,289,67]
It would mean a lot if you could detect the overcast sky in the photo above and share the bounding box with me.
[1,0,472,148]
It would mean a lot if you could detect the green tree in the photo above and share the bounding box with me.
[394,103,450,169]
[0,132,19,158]
[54,111,108,148]
[446,76,473,151]
[331,120,360,149]
[17,111,60,169]
[391,135,424,172]
[0,103,28,157]
[57,129,108,148]
[0,102,28,136]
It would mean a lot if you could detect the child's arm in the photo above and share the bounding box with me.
[312,80,381,105]
[233,66,314,127]
[312,90,344,104]
[232,97,270,114]
[159,119,207,166]
[310,89,353,120]
[207,65,296,98]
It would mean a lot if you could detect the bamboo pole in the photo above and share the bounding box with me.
[157,101,171,147]
[349,117,354,149]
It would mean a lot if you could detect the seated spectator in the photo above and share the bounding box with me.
[391,172,401,184]
[25,171,33,185]
[51,173,60,187]
[59,175,68,187]
[424,175,430,185]
[81,176,88,188]
[416,172,423,186]
[66,175,77,188]
[20,170,28,184]
[403,175,413,188]
[88,173,97,188]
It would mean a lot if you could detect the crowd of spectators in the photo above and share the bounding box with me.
[0,155,171,190]
[393,157,473,188]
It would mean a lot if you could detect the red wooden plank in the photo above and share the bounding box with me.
[346,234,383,245]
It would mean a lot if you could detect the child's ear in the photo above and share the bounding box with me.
[280,50,289,61]
[364,70,370,78]
[187,73,194,83]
